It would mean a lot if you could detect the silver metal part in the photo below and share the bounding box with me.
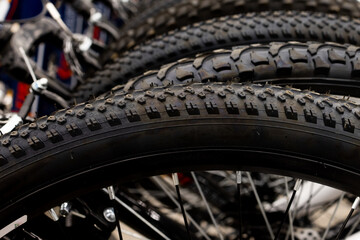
[0,114,23,135]
[352,197,360,209]
[172,173,179,186]
[60,202,72,217]
[236,171,242,184]
[294,228,320,240]
[79,37,92,52]
[31,78,48,93]
[70,211,86,219]
[103,188,172,240]
[0,215,27,238]
[89,12,102,23]
[294,179,302,191]
[47,208,59,221]
[107,186,116,200]
[103,207,116,223]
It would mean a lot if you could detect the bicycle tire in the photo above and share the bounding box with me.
[1,80,360,231]
[74,11,360,102]
[105,0,360,59]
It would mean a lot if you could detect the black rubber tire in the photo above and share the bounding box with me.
[106,0,360,58]
[74,12,360,103]
[1,80,360,231]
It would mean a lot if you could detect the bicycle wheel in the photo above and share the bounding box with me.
[74,11,360,103]
[107,0,360,58]
[1,80,360,238]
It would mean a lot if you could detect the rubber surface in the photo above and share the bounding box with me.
[107,0,360,57]
[2,81,360,229]
[74,11,360,102]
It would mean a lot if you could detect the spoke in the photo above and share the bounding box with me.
[191,171,224,240]
[345,213,360,237]
[246,172,275,239]
[305,182,314,217]
[107,186,123,240]
[22,229,42,240]
[285,180,304,240]
[102,188,171,240]
[335,197,360,240]
[321,193,345,240]
[236,171,243,240]
[152,176,212,240]
[172,173,192,240]
[274,179,302,240]
[284,178,295,240]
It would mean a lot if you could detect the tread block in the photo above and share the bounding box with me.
[177,92,186,100]
[176,68,194,81]
[39,123,48,131]
[284,106,298,120]
[145,106,161,119]
[304,109,317,123]
[313,56,330,74]
[351,59,360,77]
[297,97,306,106]
[0,155,7,167]
[186,102,200,115]
[57,116,67,125]
[2,139,10,147]
[355,111,360,119]
[105,112,121,126]
[336,106,345,114]
[308,44,322,56]
[342,118,355,133]
[225,101,239,114]
[199,69,217,81]
[235,63,254,79]
[212,59,231,72]
[258,93,267,101]
[125,110,141,122]
[76,110,86,119]
[250,52,269,66]
[244,86,255,95]
[66,123,82,136]
[197,91,206,99]
[205,101,219,114]
[97,105,107,113]
[86,118,102,130]
[204,85,214,93]
[328,49,346,64]
[164,89,175,96]
[275,57,292,74]
[244,102,259,115]
[9,145,25,158]
[157,94,167,102]
[323,113,336,128]
[27,136,45,150]
[317,101,325,109]
[20,131,29,138]
[165,104,180,117]
[184,87,195,94]
[277,94,286,102]
[264,103,279,117]
[46,129,63,143]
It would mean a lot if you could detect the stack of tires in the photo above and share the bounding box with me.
[3,0,360,239]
